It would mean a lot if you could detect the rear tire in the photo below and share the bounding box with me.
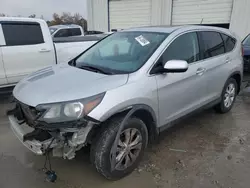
[215,78,237,113]
[90,116,148,180]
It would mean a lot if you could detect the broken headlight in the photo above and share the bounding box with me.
[36,93,105,123]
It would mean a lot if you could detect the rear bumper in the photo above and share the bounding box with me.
[9,115,54,155]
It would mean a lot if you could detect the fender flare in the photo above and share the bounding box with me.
[114,104,158,124]
[228,71,242,92]
[229,71,242,80]
[103,104,159,140]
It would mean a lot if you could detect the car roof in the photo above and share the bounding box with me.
[124,25,182,33]
[123,25,232,35]
[49,24,81,29]
[0,17,44,23]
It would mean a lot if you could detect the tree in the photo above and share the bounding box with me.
[50,13,63,25]
[0,12,88,31]
[28,14,36,18]
[48,12,87,31]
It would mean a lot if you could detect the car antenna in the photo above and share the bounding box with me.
[200,18,204,24]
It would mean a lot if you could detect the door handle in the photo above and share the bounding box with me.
[196,68,206,75]
[39,48,51,52]
[225,58,230,63]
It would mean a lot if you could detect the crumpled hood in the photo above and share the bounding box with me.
[13,63,128,107]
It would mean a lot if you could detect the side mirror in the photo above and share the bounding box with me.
[163,60,188,73]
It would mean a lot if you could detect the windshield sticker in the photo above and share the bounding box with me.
[135,35,150,46]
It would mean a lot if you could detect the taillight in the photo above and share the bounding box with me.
[241,44,244,57]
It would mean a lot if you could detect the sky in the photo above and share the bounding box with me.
[0,0,87,20]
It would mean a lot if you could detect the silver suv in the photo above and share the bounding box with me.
[8,25,243,180]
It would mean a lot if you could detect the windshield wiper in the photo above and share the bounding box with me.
[79,65,113,75]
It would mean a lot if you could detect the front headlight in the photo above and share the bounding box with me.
[63,102,84,118]
[37,93,105,123]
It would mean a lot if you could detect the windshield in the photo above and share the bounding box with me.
[73,31,168,74]
[49,28,57,35]
[243,34,250,46]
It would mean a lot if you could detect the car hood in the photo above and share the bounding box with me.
[243,45,250,56]
[13,63,128,107]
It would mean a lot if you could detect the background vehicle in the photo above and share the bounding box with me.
[243,33,250,71]
[8,26,243,180]
[49,24,84,38]
[0,17,104,88]
[85,30,104,35]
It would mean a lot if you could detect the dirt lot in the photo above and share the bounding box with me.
[1,79,250,188]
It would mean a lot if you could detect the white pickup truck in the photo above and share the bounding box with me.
[0,17,101,88]
[49,24,84,38]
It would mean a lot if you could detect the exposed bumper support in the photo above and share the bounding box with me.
[9,115,95,159]
[9,115,56,155]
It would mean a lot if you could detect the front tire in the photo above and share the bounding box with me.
[90,116,148,180]
[215,78,237,113]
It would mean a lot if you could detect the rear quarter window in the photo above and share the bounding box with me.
[221,33,236,52]
[200,31,225,59]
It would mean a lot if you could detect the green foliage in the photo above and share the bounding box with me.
[0,12,87,31]
[28,14,36,18]
[48,12,87,31]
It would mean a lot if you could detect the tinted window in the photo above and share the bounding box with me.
[54,29,70,37]
[221,34,236,52]
[71,28,81,36]
[200,32,225,58]
[2,23,44,46]
[161,32,200,64]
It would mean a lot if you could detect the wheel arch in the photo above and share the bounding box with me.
[101,104,159,143]
[229,71,242,94]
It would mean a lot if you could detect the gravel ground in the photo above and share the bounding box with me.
[1,78,250,188]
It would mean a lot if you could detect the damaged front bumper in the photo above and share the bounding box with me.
[9,115,55,155]
[8,105,97,159]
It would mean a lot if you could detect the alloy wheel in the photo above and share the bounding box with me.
[113,128,142,170]
[224,83,236,108]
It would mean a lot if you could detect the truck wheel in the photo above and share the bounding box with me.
[215,78,237,113]
[90,116,148,180]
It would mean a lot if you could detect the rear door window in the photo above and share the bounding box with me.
[221,34,236,52]
[200,31,225,59]
[2,22,44,46]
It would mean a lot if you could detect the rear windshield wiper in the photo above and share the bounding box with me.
[79,65,113,75]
